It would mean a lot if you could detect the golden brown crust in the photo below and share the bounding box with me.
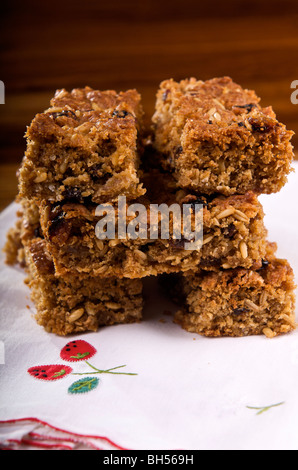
[18,87,145,204]
[28,88,143,146]
[152,77,294,195]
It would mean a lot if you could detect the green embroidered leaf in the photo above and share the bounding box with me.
[68,377,99,394]
[52,369,68,378]
[70,352,90,360]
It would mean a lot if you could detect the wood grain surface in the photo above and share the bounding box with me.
[1,0,298,210]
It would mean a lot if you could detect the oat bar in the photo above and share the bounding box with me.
[18,87,145,204]
[24,238,143,336]
[29,184,268,278]
[172,244,296,338]
[4,214,143,336]
[152,77,294,195]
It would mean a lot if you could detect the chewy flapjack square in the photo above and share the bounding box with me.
[18,87,146,204]
[23,180,268,278]
[172,243,296,338]
[24,238,143,336]
[152,76,294,195]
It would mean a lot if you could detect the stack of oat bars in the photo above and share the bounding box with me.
[4,77,297,338]
[152,77,296,338]
[5,88,146,335]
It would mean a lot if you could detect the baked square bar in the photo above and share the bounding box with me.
[4,219,143,335]
[25,184,268,278]
[152,77,294,195]
[25,239,143,335]
[173,244,296,338]
[18,87,145,204]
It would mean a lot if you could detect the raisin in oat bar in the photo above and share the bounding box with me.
[23,238,143,336]
[29,184,268,278]
[152,77,294,195]
[172,244,296,338]
[18,87,145,204]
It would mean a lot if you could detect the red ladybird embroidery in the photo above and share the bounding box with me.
[60,340,97,362]
[28,365,73,381]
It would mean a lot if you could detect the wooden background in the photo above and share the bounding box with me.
[1,0,298,211]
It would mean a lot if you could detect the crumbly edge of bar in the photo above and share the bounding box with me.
[173,132,294,195]
[152,77,294,195]
[3,211,26,267]
[18,138,145,204]
[174,256,296,338]
[33,187,267,278]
